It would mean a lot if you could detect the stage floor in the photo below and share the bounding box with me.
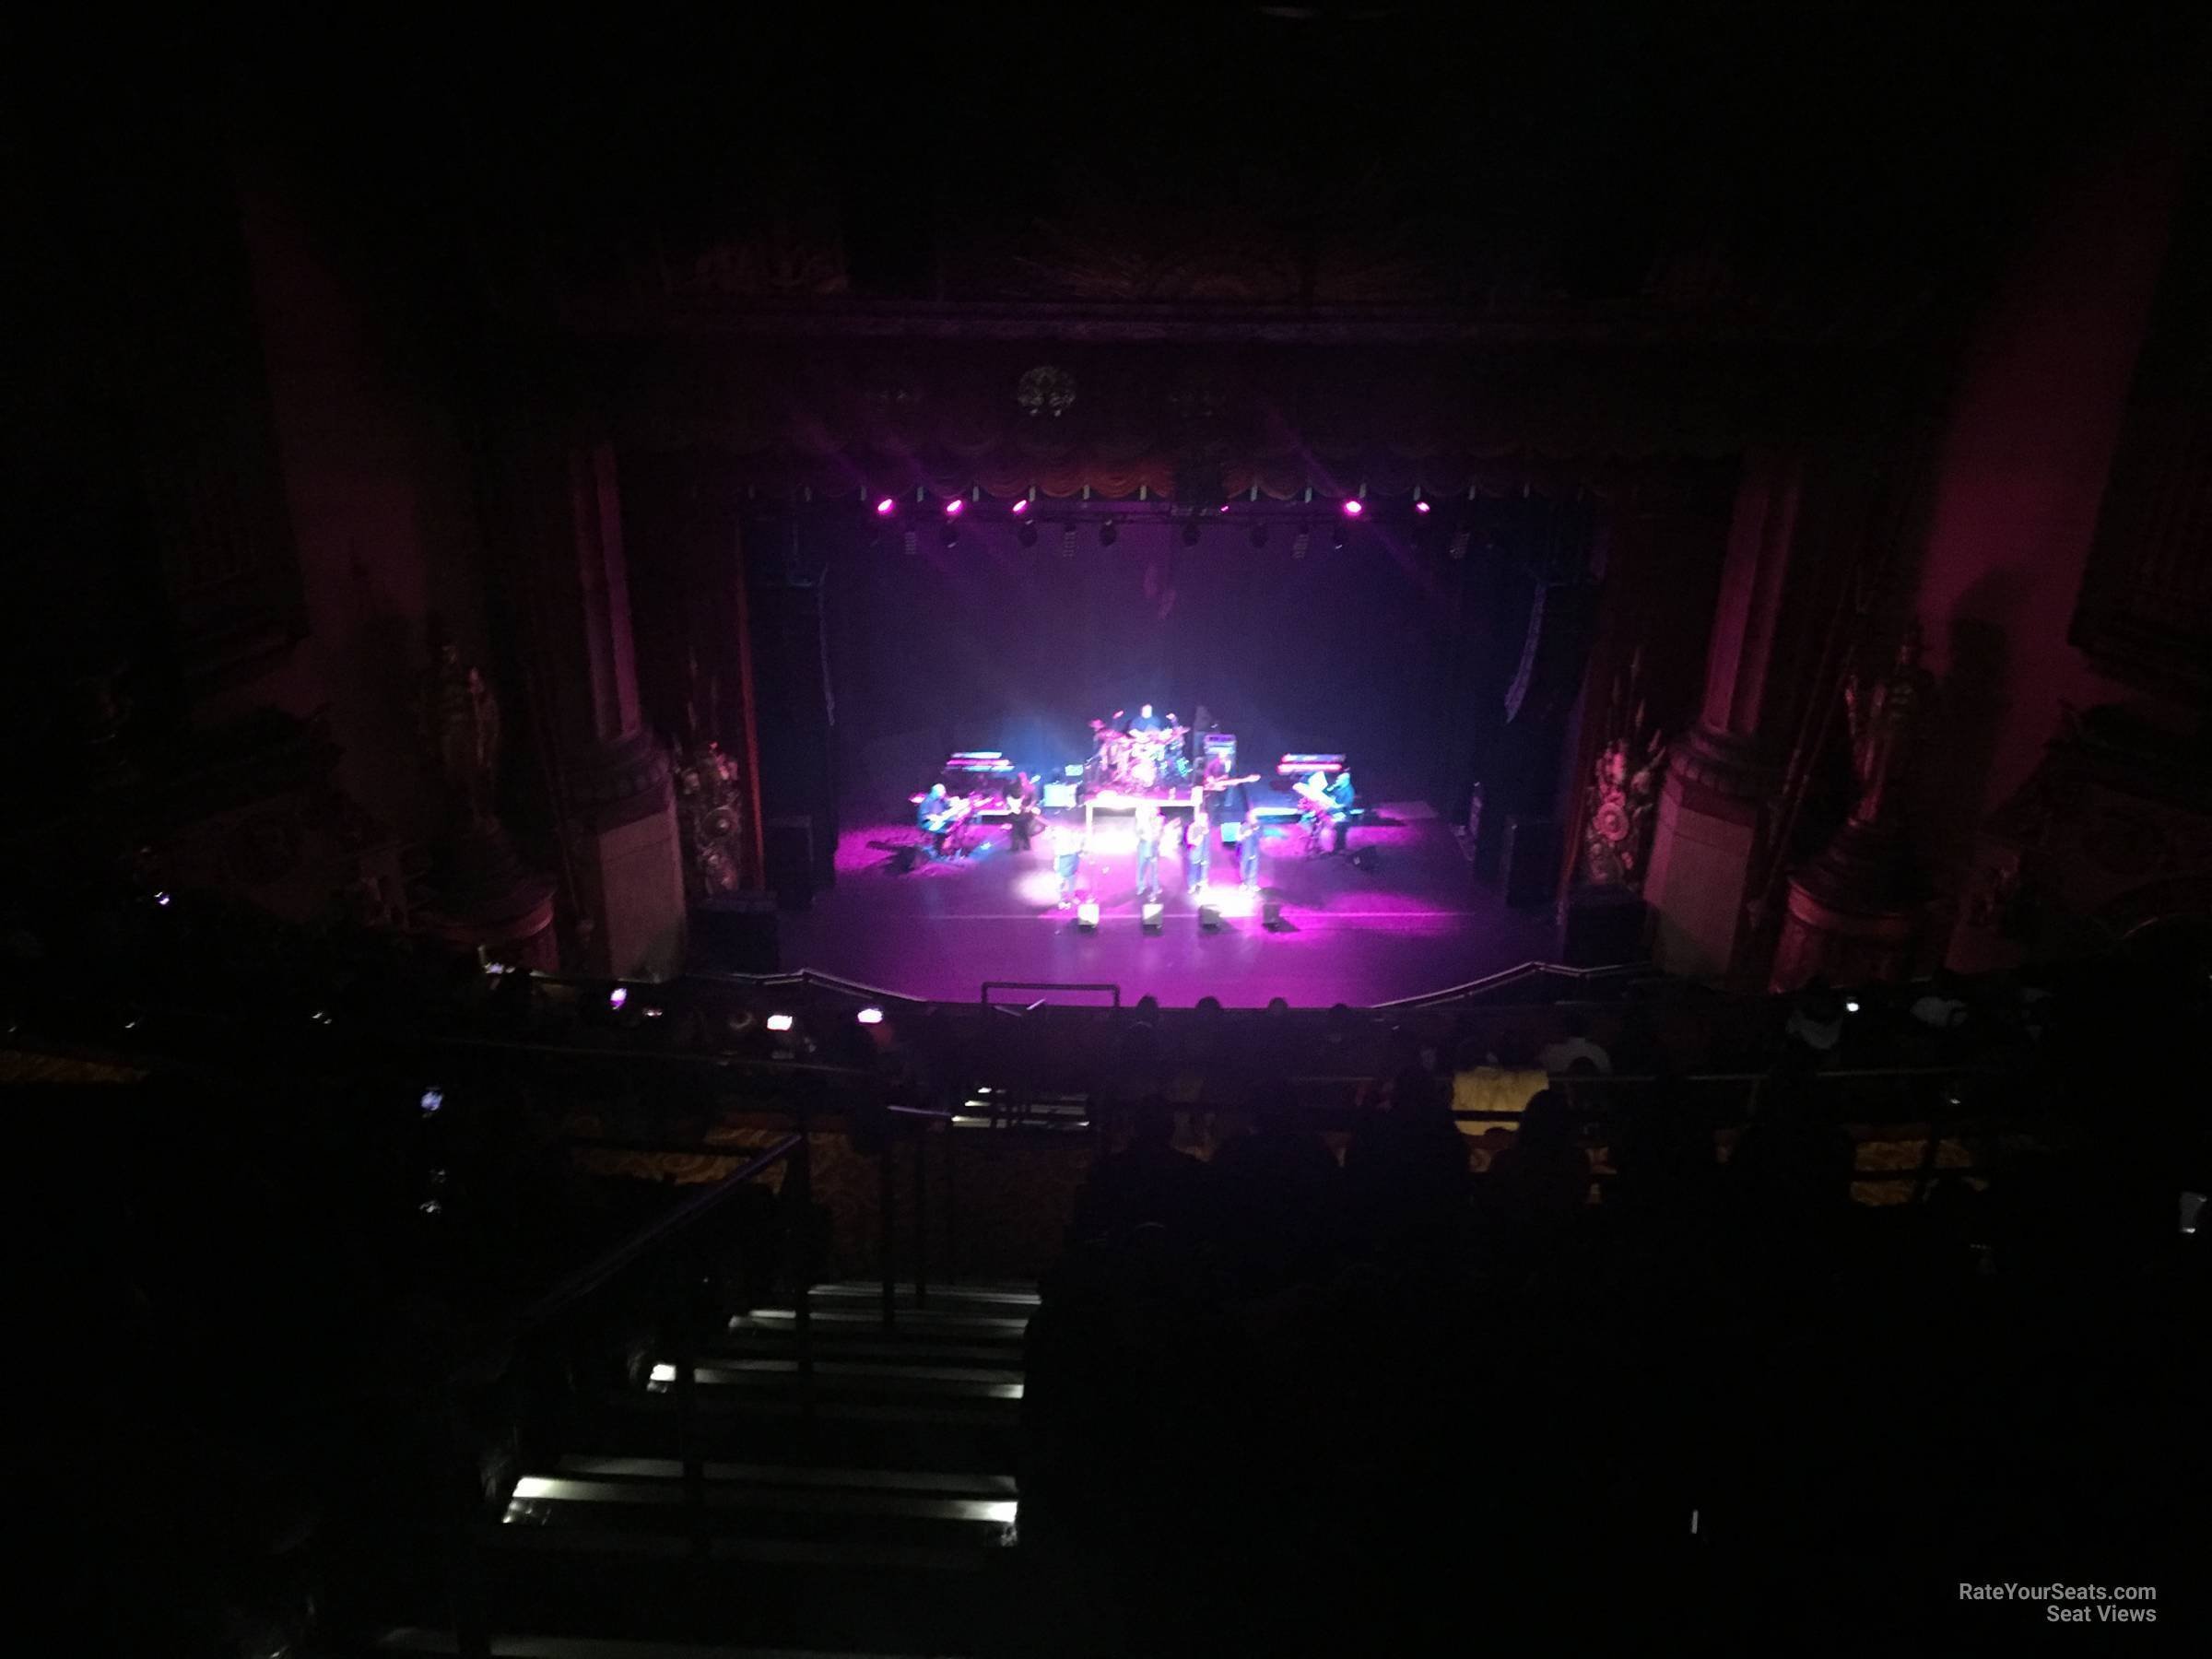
[778,803,1559,1007]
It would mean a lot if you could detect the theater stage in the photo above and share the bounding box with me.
[776,802,1561,1007]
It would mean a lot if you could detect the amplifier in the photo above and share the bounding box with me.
[1041,781,1077,808]
[1202,732,1238,771]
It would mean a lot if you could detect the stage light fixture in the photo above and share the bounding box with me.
[874,496,898,517]
[1010,499,1030,515]
[1141,900,1165,932]
[155,891,171,907]
[766,1012,795,1032]
[1342,498,1364,518]
[1076,900,1101,930]
[1415,499,1432,515]
[1181,522,1201,547]
[1099,517,1119,547]
[856,1006,886,1025]
[1018,521,1039,548]
[944,498,965,518]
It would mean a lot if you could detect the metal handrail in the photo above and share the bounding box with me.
[982,980,1124,1007]
[502,1133,803,1345]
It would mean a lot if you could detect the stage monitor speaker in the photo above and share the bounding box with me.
[690,892,780,974]
[764,816,817,911]
[1558,884,1650,967]
[1501,817,1562,910]
[1261,889,1284,928]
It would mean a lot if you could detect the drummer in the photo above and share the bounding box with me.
[1128,703,1165,735]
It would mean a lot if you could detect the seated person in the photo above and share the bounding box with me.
[917,783,966,859]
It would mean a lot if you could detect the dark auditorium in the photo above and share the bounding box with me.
[8,6,2208,1654]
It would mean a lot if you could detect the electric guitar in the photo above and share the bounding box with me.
[922,797,973,835]
[1201,772,1262,794]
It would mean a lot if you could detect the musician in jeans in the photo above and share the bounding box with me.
[1239,807,1264,891]
[1328,769,1357,853]
[1052,818,1086,907]
[1187,800,1213,896]
[1134,802,1165,902]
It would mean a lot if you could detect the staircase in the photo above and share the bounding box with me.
[372,1280,1038,1659]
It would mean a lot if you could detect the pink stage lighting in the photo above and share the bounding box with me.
[1010,499,1030,515]
[874,497,898,516]
[1415,500,1432,514]
[1341,499,1364,517]
[944,498,965,517]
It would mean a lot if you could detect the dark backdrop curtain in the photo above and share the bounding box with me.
[791,499,1601,820]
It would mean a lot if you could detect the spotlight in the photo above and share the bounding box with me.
[1141,900,1165,932]
[608,987,628,1010]
[1181,522,1201,547]
[1249,524,1270,549]
[154,891,171,907]
[766,1012,795,1032]
[419,1088,444,1115]
[1198,902,1224,931]
[1415,500,1432,515]
[1843,999,1862,1014]
[874,497,898,517]
[1099,518,1118,548]
[944,498,965,518]
[1076,900,1101,930]
[1218,502,1231,512]
[856,1006,885,1025]
[1010,499,1030,515]
[1342,499,1364,518]
[940,521,959,548]
[1018,521,1039,548]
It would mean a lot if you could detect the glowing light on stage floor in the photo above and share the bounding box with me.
[1015,870,1066,908]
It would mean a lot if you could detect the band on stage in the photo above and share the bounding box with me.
[912,701,1353,909]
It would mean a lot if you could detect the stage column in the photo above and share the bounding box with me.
[1642,449,1806,981]
[508,431,687,979]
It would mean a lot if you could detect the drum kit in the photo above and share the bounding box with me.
[1087,715,1192,793]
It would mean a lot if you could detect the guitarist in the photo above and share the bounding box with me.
[918,783,971,860]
